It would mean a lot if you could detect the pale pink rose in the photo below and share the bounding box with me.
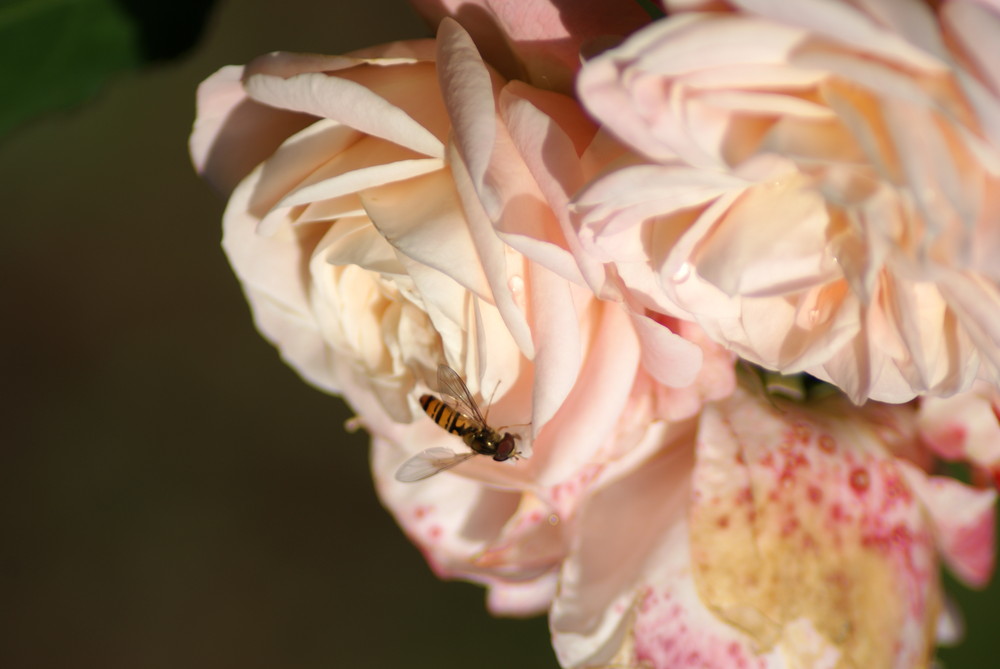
[573,0,1000,403]
[552,388,996,668]
[406,0,650,94]
[191,19,725,615]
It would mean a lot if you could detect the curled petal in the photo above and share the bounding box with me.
[631,311,703,388]
[191,65,316,195]
[244,53,445,159]
[918,384,1000,469]
[901,466,997,588]
[409,0,650,93]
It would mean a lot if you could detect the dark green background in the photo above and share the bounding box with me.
[0,1,996,667]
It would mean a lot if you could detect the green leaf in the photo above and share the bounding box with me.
[0,0,140,138]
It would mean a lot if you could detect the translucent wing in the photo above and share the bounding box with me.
[394,447,477,482]
[436,364,487,425]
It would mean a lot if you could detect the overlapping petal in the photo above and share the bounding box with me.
[193,19,736,626]
[551,388,994,669]
[407,0,650,94]
[574,0,1000,403]
[193,6,1000,669]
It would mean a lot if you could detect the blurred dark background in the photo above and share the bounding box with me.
[0,0,996,667]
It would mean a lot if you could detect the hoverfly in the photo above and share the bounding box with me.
[395,364,521,482]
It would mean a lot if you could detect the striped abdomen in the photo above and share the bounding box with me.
[420,394,479,437]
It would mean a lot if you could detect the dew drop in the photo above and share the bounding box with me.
[508,275,524,295]
[672,262,692,283]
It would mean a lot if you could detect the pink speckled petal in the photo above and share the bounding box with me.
[550,443,695,667]
[486,570,559,616]
[474,494,565,575]
[690,391,942,668]
[631,565,780,669]
[901,464,997,588]
[372,436,524,581]
[918,386,1000,468]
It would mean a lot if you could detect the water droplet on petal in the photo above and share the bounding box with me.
[672,262,692,283]
[508,275,524,295]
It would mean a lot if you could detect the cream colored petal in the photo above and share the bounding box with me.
[631,312,703,389]
[244,68,444,159]
[497,83,605,289]
[529,299,642,487]
[734,0,947,71]
[448,143,535,359]
[190,65,317,195]
[693,177,837,297]
[436,19,503,209]
[360,171,491,300]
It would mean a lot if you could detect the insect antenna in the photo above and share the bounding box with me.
[483,378,502,423]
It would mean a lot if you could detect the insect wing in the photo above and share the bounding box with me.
[435,364,487,425]
[395,447,477,482]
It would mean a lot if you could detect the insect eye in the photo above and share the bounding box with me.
[493,435,516,461]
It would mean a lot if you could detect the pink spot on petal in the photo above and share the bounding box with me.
[850,468,870,494]
[793,423,811,443]
[892,526,910,545]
